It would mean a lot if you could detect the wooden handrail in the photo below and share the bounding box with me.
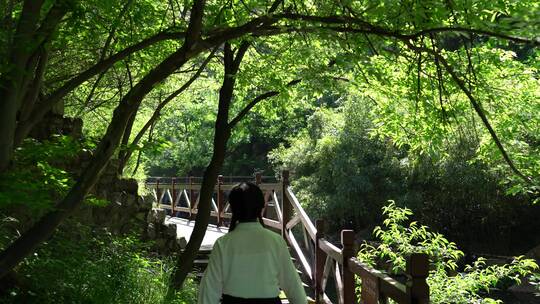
[285,186,317,240]
[146,173,430,304]
[348,258,408,301]
[319,239,342,264]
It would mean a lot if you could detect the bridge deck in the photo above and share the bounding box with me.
[166,216,228,251]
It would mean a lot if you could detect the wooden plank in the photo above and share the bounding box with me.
[220,184,235,191]
[262,218,282,230]
[287,230,312,281]
[285,187,316,240]
[319,239,342,264]
[360,269,380,304]
[183,190,191,208]
[211,198,218,212]
[334,260,344,304]
[321,255,332,291]
[259,183,280,190]
[322,294,332,304]
[169,206,232,219]
[152,189,158,201]
[165,189,173,203]
[175,206,192,213]
[273,192,283,223]
[286,215,301,230]
[174,189,182,206]
[302,226,311,253]
[158,189,166,204]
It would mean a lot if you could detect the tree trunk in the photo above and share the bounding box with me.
[0,0,44,171]
[168,41,250,293]
[117,112,136,176]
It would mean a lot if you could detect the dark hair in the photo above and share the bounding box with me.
[228,182,265,231]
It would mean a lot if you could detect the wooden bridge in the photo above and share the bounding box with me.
[146,171,430,304]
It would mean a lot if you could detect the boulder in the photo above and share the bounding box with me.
[165,222,178,237]
[176,236,188,249]
[147,208,166,224]
[147,223,157,239]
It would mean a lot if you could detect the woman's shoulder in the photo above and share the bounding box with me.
[261,228,288,247]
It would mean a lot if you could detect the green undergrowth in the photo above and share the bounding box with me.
[356,202,539,304]
[0,135,110,214]
[0,220,197,304]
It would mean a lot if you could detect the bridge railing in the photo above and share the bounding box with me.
[146,171,429,304]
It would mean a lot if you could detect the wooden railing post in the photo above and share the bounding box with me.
[155,177,161,208]
[281,170,291,239]
[189,176,194,219]
[341,230,357,304]
[255,171,266,218]
[217,175,224,227]
[171,177,176,216]
[407,253,429,304]
[255,171,262,185]
[315,219,325,303]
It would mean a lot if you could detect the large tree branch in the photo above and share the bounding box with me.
[13,12,280,147]
[274,13,539,46]
[13,29,188,146]
[184,0,206,47]
[120,49,216,168]
[19,45,49,122]
[228,79,301,128]
[78,0,135,115]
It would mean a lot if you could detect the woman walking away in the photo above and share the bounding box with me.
[198,182,307,304]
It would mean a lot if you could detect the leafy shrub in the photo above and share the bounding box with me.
[357,203,539,304]
[358,201,464,273]
[0,221,197,304]
[270,103,406,232]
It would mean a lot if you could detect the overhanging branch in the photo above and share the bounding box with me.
[405,41,533,184]
[228,79,301,129]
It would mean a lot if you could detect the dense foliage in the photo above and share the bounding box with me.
[0,135,110,214]
[0,136,80,212]
[0,221,197,304]
[356,203,539,304]
[270,98,540,254]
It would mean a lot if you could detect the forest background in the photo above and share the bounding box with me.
[0,0,539,303]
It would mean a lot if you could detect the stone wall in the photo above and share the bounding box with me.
[27,113,152,235]
[29,113,82,141]
[76,173,150,235]
[146,208,187,254]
